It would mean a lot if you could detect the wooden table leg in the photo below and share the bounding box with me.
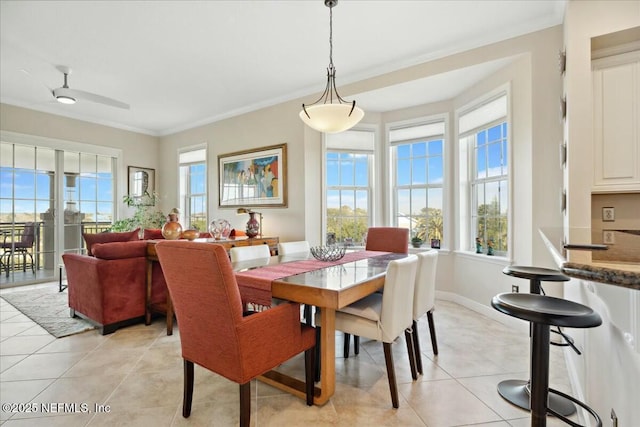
[316,307,336,405]
[145,259,153,325]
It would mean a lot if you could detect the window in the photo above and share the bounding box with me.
[178,148,207,231]
[390,121,445,246]
[459,94,509,255]
[325,130,374,246]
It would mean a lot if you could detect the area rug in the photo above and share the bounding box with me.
[1,287,96,338]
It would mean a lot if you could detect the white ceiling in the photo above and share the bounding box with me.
[0,1,565,136]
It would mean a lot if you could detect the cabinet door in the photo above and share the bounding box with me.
[592,53,640,192]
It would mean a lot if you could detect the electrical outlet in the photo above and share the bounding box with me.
[602,207,615,222]
[603,230,615,245]
[512,285,519,293]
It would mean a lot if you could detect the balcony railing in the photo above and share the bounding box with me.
[0,221,112,275]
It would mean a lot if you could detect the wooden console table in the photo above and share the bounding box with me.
[145,236,279,335]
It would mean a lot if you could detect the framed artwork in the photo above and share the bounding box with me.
[219,143,287,208]
[127,166,155,205]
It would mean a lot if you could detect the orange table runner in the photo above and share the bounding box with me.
[236,250,389,306]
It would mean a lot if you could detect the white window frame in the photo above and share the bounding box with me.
[323,128,375,246]
[178,146,207,231]
[388,117,446,248]
[457,90,511,257]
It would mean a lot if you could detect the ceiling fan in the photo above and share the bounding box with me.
[50,66,129,109]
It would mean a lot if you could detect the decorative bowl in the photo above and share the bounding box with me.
[310,246,346,262]
[181,229,200,241]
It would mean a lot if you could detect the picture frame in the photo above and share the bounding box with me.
[218,143,287,208]
[127,166,155,205]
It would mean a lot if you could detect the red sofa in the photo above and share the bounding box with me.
[63,240,167,335]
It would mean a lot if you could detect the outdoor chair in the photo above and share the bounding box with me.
[1,222,36,277]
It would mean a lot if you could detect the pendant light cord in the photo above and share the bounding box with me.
[328,4,333,70]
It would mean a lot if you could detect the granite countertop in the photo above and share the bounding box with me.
[539,229,640,290]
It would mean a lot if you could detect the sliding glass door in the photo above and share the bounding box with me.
[0,138,117,287]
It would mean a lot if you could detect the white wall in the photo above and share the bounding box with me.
[159,100,307,241]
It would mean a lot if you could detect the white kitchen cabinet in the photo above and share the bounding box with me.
[592,51,640,192]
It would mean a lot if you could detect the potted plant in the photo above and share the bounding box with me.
[411,236,423,248]
[110,193,165,233]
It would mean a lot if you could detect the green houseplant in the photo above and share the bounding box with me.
[411,236,423,248]
[110,193,166,232]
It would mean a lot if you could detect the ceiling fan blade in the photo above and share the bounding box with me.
[56,87,130,109]
[20,68,54,97]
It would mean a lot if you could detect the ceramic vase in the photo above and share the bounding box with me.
[161,221,183,240]
[245,212,260,238]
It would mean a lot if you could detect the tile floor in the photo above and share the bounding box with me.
[1,283,577,426]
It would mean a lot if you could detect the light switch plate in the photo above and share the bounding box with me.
[602,207,615,222]
[603,230,615,245]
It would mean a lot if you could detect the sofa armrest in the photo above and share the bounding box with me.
[62,253,147,326]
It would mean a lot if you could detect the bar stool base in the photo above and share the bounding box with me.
[497,379,576,416]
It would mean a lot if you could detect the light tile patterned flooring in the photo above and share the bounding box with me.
[1,283,577,426]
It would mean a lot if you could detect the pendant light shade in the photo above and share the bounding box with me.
[299,103,364,134]
[300,0,364,133]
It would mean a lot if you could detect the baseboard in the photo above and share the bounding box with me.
[436,290,529,334]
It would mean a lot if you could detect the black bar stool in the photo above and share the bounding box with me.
[492,292,602,427]
[501,266,578,416]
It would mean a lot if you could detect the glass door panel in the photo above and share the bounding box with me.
[0,143,56,286]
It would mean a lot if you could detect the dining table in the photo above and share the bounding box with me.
[232,249,409,405]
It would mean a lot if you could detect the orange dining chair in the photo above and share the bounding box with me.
[316,255,419,408]
[155,241,316,427]
[408,250,439,374]
[365,227,409,254]
[344,226,410,357]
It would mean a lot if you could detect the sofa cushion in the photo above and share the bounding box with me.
[92,240,148,259]
[83,229,140,255]
[143,228,164,240]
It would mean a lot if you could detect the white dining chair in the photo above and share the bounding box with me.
[277,240,312,324]
[277,240,310,256]
[408,250,439,375]
[229,244,271,262]
[318,254,419,408]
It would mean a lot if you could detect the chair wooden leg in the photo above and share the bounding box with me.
[304,304,312,326]
[239,382,251,427]
[343,333,351,358]
[166,296,174,336]
[404,328,418,380]
[305,347,315,406]
[354,335,360,355]
[383,342,400,408]
[314,326,321,382]
[183,360,194,418]
[427,309,438,355]
[411,319,423,375]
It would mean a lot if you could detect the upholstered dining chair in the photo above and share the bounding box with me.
[229,243,271,262]
[318,254,419,408]
[408,250,439,375]
[344,226,410,357]
[277,240,310,256]
[364,227,410,254]
[1,222,36,277]
[155,241,316,427]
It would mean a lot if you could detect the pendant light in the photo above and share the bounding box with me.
[299,0,364,133]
